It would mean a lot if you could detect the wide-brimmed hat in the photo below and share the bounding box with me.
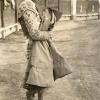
[48,8,62,22]
[53,9,62,21]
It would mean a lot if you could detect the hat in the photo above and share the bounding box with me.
[53,9,62,21]
[48,8,62,22]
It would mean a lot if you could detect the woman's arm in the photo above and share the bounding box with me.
[23,10,51,40]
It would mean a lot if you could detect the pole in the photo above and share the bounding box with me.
[14,0,18,23]
[1,0,4,27]
[58,0,60,11]
[45,0,47,8]
[71,0,77,20]
[0,0,1,27]
[0,0,4,38]
[98,0,100,19]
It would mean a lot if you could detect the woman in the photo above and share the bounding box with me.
[18,0,71,100]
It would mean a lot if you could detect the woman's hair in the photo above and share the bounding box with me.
[48,8,56,31]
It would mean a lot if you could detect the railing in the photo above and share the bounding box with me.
[0,0,19,38]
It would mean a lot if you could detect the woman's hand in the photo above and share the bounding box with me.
[48,31,52,40]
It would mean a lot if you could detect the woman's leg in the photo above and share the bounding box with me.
[26,90,37,100]
[38,88,46,100]
[38,90,43,100]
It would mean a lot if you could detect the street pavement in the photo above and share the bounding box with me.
[0,20,100,100]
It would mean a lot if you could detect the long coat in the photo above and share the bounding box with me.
[18,0,71,88]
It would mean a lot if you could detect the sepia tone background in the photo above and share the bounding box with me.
[0,0,100,100]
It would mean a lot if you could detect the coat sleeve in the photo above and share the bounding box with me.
[23,10,51,40]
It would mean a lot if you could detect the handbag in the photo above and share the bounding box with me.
[48,41,72,80]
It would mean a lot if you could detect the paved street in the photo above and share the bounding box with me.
[0,20,100,100]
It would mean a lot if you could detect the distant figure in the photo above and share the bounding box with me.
[4,0,15,9]
[18,0,72,100]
